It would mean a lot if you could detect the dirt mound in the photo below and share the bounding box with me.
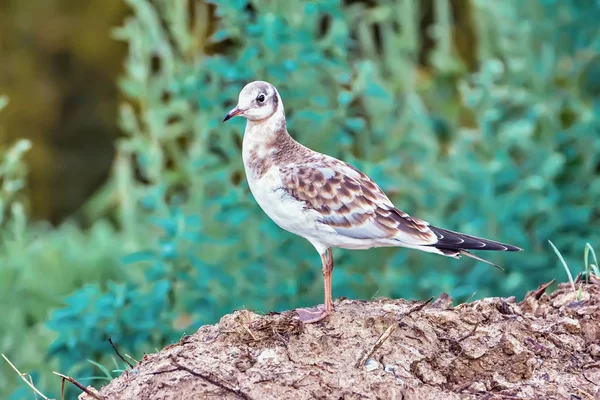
[80,280,600,400]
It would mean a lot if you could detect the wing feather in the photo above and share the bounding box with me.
[280,157,438,246]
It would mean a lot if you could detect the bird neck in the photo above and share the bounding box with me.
[243,111,294,155]
[242,112,311,181]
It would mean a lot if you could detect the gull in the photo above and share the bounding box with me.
[223,80,522,323]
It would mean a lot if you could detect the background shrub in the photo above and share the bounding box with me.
[1,0,599,398]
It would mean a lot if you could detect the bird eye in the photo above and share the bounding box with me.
[257,94,266,103]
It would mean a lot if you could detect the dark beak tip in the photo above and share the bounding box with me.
[223,107,240,122]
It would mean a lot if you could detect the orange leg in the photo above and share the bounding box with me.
[297,248,334,323]
[322,248,334,312]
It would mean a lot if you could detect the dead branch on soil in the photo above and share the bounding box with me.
[2,354,50,400]
[458,322,480,342]
[52,372,105,400]
[355,299,432,368]
[238,311,258,341]
[355,322,397,368]
[582,371,599,387]
[153,356,255,400]
[108,337,134,368]
[531,279,556,300]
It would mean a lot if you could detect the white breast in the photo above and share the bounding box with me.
[241,118,383,254]
[244,164,314,234]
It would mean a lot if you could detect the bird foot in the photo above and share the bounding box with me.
[296,305,332,324]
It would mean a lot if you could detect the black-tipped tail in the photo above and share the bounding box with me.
[429,226,522,252]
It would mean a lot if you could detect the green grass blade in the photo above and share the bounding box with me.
[86,359,114,380]
[549,240,575,291]
[585,243,598,278]
[78,376,113,382]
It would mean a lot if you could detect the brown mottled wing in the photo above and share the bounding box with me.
[280,158,438,246]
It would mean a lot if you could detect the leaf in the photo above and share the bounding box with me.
[121,251,156,265]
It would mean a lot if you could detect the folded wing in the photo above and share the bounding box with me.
[280,157,439,246]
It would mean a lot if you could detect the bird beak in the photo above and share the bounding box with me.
[223,106,243,122]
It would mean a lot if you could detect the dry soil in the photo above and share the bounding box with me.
[79,279,600,400]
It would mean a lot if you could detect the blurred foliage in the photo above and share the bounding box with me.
[0,0,127,223]
[2,0,600,398]
[0,136,123,397]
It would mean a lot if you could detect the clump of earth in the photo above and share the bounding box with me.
[80,279,600,400]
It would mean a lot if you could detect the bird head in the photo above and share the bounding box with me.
[223,81,281,122]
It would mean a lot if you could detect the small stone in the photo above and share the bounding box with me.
[589,344,600,357]
[560,317,581,333]
[431,292,453,309]
[469,382,486,392]
[526,357,540,372]
[381,304,402,313]
[384,364,397,373]
[257,348,278,363]
[365,358,380,372]
[576,306,596,316]
[413,361,447,385]
[172,347,184,357]
[552,291,588,308]
[502,334,522,355]
[492,372,514,390]
[463,340,487,359]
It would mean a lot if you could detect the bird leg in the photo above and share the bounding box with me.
[296,248,334,323]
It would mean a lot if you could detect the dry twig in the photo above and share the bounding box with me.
[238,312,257,341]
[53,372,105,400]
[355,322,398,368]
[355,299,432,368]
[458,322,480,342]
[2,354,50,400]
[582,371,599,387]
[532,280,556,300]
[108,337,134,368]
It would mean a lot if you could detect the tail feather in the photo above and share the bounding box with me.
[459,249,504,270]
[429,226,522,252]
[435,247,504,270]
[428,225,521,270]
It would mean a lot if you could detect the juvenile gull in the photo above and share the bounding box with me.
[223,80,522,323]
